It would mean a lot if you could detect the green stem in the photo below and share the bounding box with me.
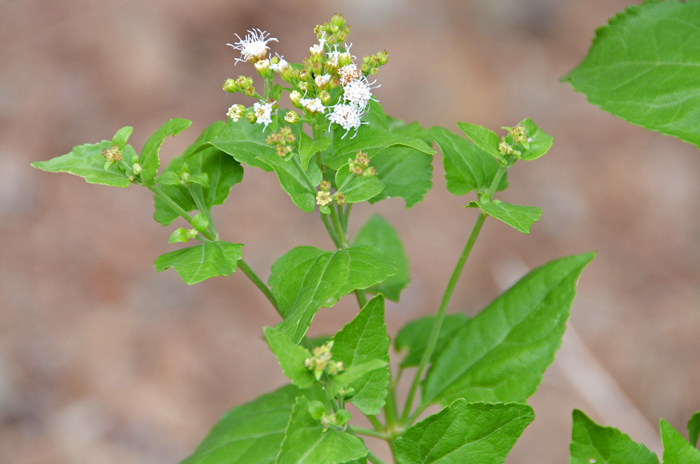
[367,451,387,464]
[187,184,218,240]
[384,373,400,430]
[321,211,343,248]
[355,289,367,308]
[329,204,349,248]
[400,212,487,425]
[290,156,317,192]
[352,427,386,439]
[149,186,217,241]
[366,414,385,432]
[343,203,352,233]
[399,166,507,426]
[237,259,280,315]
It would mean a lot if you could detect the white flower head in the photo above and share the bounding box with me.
[309,43,324,57]
[339,64,362,86]
[270,54,289,73]
[315,74,331,89]
[342,78,379,110]
[300,98,325,115]
[227,104,245,122]
[253,101,274,129]
[327,103,366,138]
[227,29,278,64]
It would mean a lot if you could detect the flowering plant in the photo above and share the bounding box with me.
[30,6,700,464]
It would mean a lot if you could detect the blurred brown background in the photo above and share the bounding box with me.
[2,0,700,463]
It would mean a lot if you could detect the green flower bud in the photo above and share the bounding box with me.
[319,90,331,105]
[185,228,198,239]
[223,78,237,93]
[377,50,389,66]
[132,163,142,175]
[334,192,346,205]
[320,179,331,191]
[284,110,300,124]
[338,52,353,67]
[331,13,346,28]
[290,90,303,108]
[246,111,257,124]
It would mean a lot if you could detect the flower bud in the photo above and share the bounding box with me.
[223,78,238,93]
[320,179,331,191]
[244,86,256,97]
[338,52,353,67]
[246,111,257,124]
[334,192,346,205]
[284,110,300,124]
[331,14,346,28]
[132,163,142,175]
[254,59,272,78]
[377,50,389,66]
[310,43,324,57]
[361,63,370,74]
[290,90,303,108]
[185,228,198,239]
[101,145,122,163]
[362,166,377,177]
[319,90,331,105]
[315,74,331,90]
[316,190,332,207]
[227,104,245,122]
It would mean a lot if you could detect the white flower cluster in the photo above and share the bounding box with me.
[327,54,380,138]
[227,29,277,64]
[253,101,273,129]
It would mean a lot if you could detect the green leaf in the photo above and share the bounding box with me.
[352,215,410,302]
[368,147,433,209]
[519,118,553,161]
[112,126,134,150]
[335,165,385,204]
[395,400,534,464]
[269,246,397,344]
[326,126,435,170]
[570,410,659,464]
[264,327,315,389]
[429,126,508,197]
[661,419,700,464]
[565,1,700,149]
[361,100,389,131]
[209,118,276,171]
[153,121,244,226]
[331,295,390,415]
[154,241,243,285]
[299,131,331,171]
[139,118,192,186]
[690,411,700,448]
[277,396,368,464]
[456,122,505,163]
[422,252,595,407]
[394,313,470,369]
[31,140,131,188]
[473,201,542,234]
[258,153,323,212]
[180,384,323,464]
[327,359,388,399]
[168,228,190,244]
[387,117,431,144]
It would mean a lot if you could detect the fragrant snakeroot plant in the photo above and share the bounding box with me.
[33,8,700,464]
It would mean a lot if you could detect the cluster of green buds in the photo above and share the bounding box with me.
[223,76,257,97]
[316,179,346,210]
[304,341,344,381]
[101,145,122,164]
[498,124,532,163]
[348,151,376,177]
[308,400,352,432]
[314,14,350,46]
[361,50,389,75]
[265,126,297,157]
